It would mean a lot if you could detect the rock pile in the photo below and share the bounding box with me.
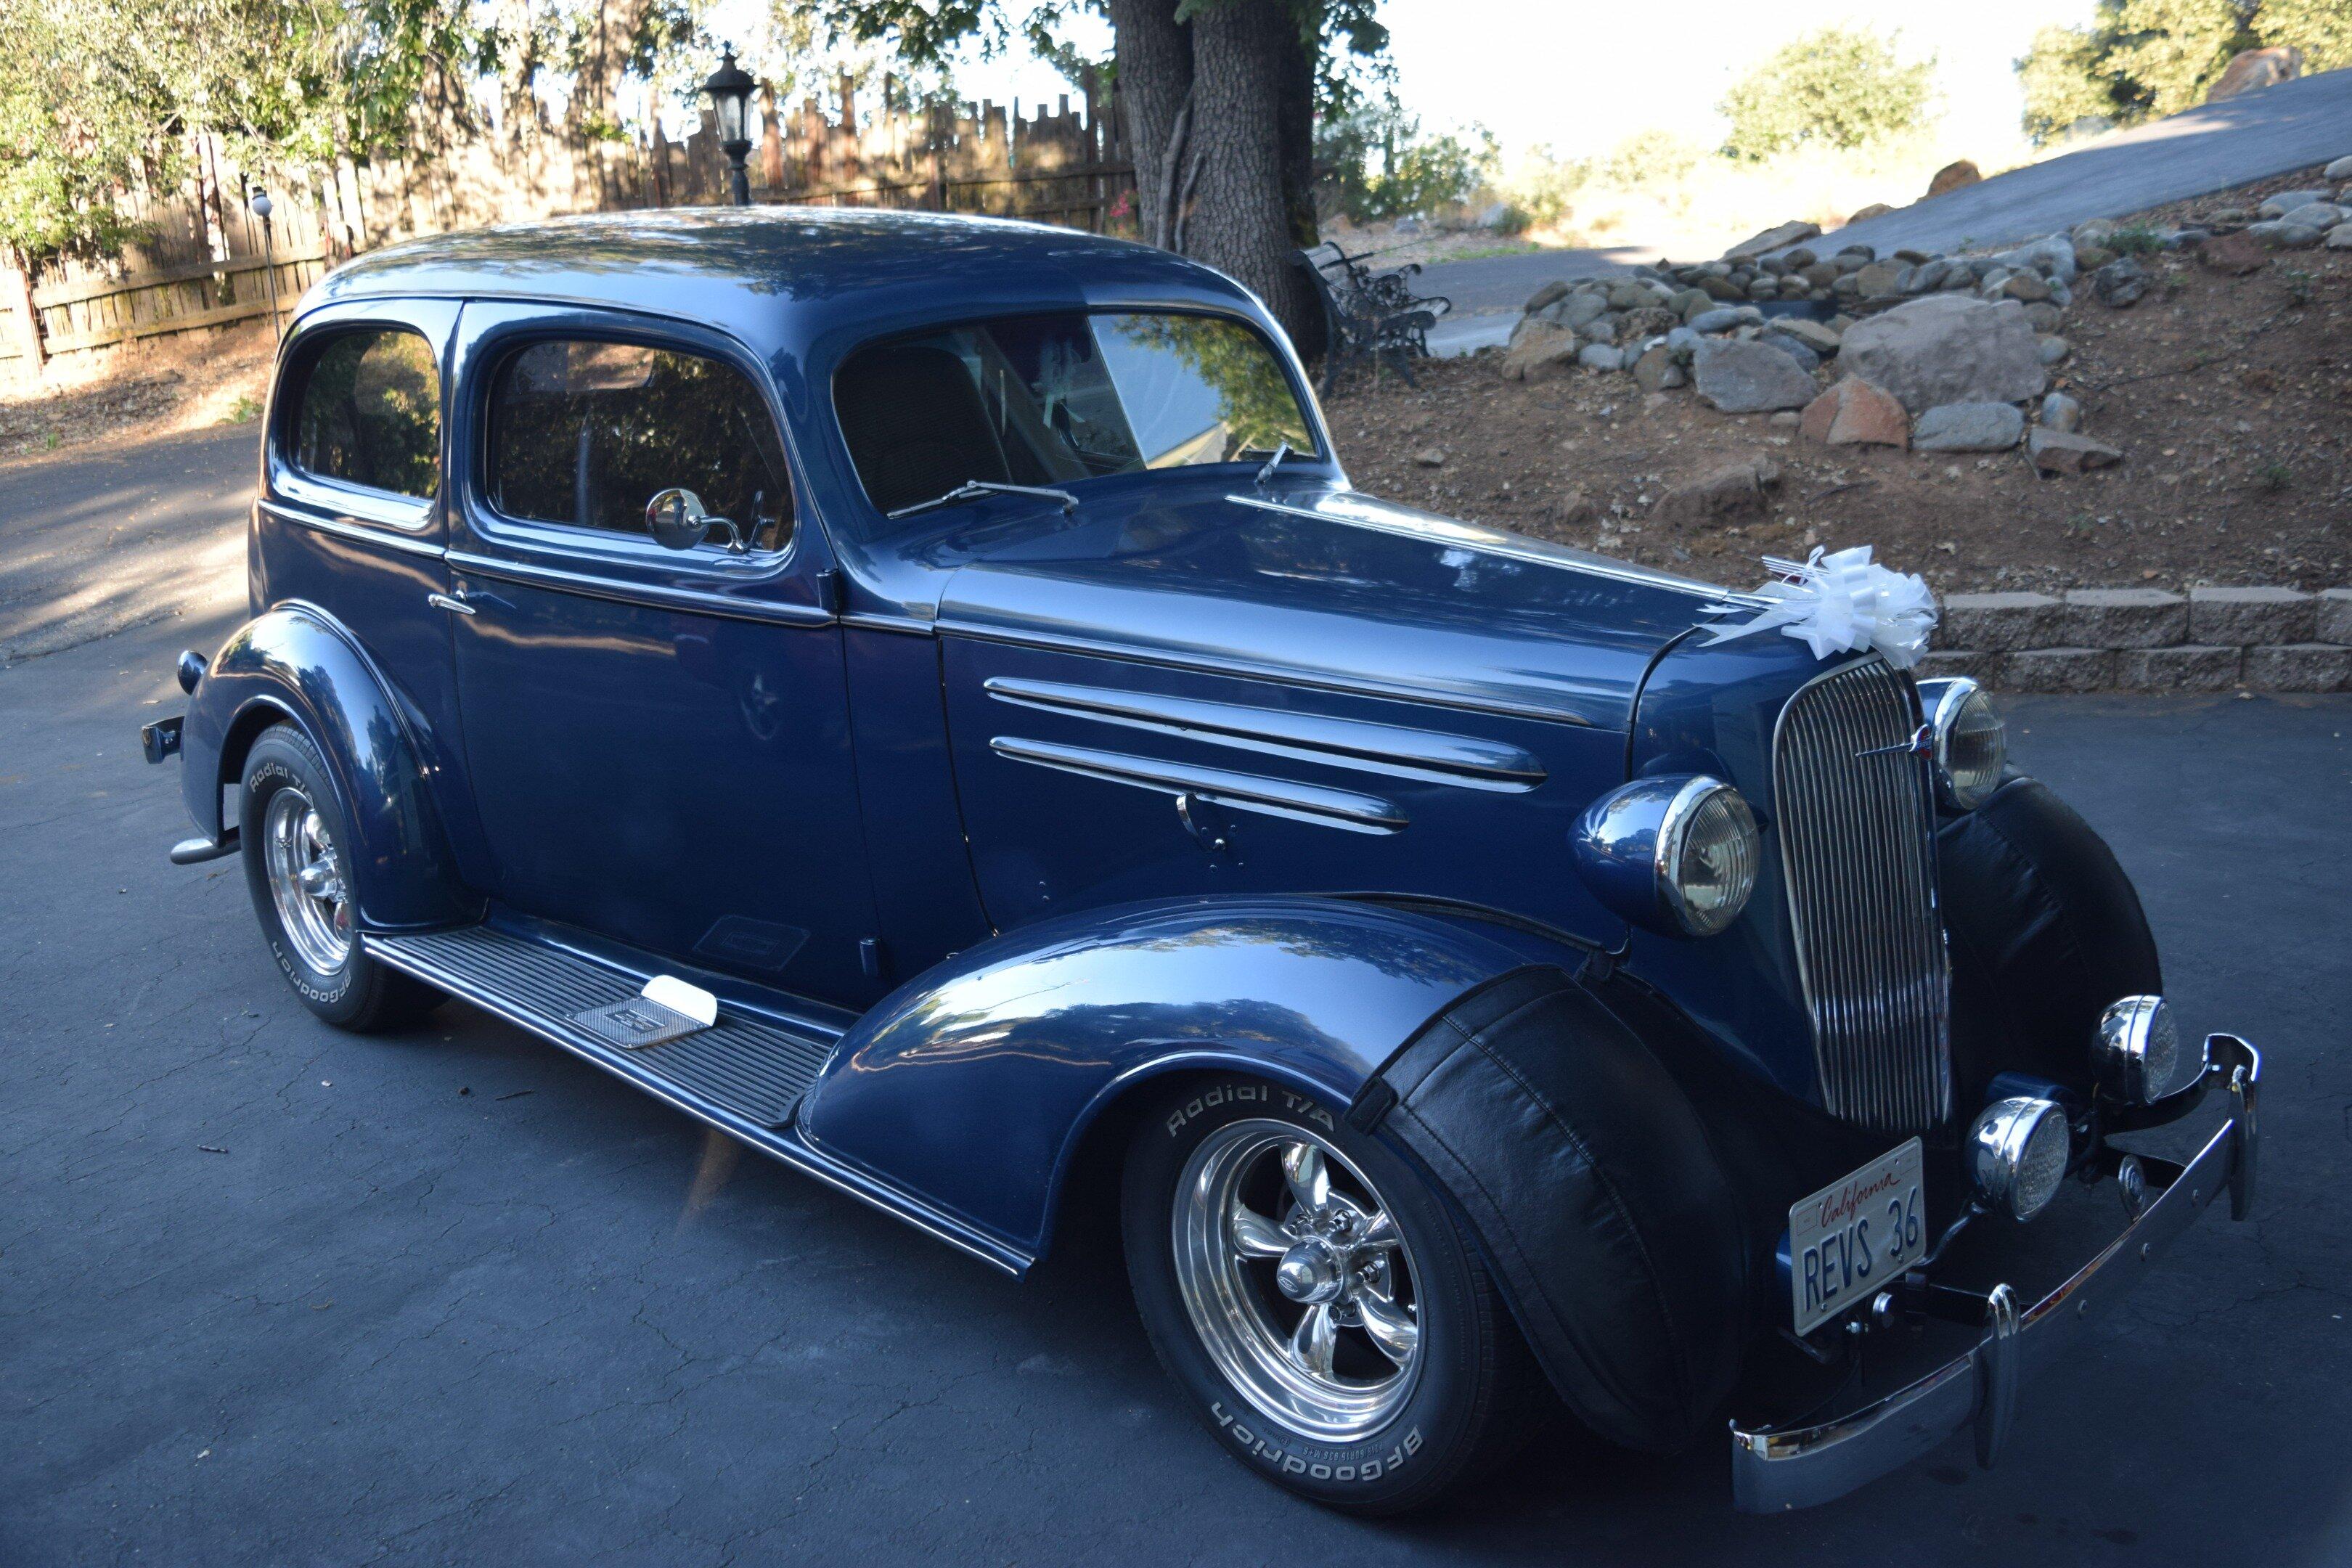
[1495,188,2352,472]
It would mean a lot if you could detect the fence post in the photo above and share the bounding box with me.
[2,258,44,374]
[928,102,947,211]
[759,84,784,195]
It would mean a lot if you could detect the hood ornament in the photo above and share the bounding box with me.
[1698,546,1937,671]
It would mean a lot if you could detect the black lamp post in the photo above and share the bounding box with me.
[702,47,756,207]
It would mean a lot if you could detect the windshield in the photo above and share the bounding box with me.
[834,310,1320,520]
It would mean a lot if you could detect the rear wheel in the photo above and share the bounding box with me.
[1122,1077,1536,1513]
[238,724,440,1032]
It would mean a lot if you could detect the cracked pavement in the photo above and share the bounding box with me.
[3,432,2348,1565]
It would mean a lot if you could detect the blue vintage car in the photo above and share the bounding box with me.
[143,208,2258,1514]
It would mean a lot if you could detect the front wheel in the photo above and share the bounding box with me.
[1122,1077,1537,1514]
[238,724,440,1032]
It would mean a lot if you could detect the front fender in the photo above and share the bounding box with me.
[797,897,1533,1255]
[184,604,475,930]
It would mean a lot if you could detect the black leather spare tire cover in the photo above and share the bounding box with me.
[1351,965,1748,1453]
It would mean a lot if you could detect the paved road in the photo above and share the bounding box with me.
[1418,67,2352,354]
[1810,65,2352,259]
[5,435,2351,1565]
[0,428,252,666]
[1418,245,1655,356]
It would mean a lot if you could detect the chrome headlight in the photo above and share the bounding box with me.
[1918,677,2006,810]
[2093,995,2187,1104]
[1573,775,1760,937]
[1967,1096,2071,1220]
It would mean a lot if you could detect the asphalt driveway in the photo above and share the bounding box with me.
[3,433,2348,1565]
[1420,67,2352,355]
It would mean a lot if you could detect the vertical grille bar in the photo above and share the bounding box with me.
[1771,658,1951,1134]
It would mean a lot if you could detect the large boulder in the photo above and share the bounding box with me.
[1524,281,1572,314]
[2257,189,2330,218]
[1914,401,2026,452]
[1798,377,1908,448]
[2092,256,2147,307]
[1502,320,1580,380]
[1927,160,1982,198]
[1837,295,2046,413]
[1691,338,1819,413]
[2198,232,2268,274]
[1771,317,1843,355]
[1724,220,1819,261]
[2028,428,2123,474]
[2207,46,2300,102]
[1632,345,1687,392]
[1656,457,1783,526]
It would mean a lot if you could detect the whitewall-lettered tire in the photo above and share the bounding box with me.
[1122,1075,1539,1513]
[238,724,440,1032]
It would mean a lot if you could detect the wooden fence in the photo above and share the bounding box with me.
[3,74,1135,378]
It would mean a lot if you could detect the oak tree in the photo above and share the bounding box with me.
[821,0,1386,355]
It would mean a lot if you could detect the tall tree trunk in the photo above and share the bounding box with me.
[1274,16,1317,248]
[1106,0,1192,250]
[582,0,653,135]
[1272,15,1324,360]
[1183,0,1319,351]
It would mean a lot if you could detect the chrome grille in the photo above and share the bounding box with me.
[1771,658,1951,1134]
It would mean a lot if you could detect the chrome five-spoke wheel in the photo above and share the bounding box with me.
[261,785,351,973]
[1173,1119,1422,1440]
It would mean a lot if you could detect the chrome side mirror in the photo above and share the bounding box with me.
[645,487,746,552]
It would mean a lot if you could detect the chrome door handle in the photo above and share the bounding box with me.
[427,592,478,616]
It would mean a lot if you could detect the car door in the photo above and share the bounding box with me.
[441,300,882,1005]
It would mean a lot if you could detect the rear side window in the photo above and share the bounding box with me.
[485,339,793,552]
[291,328,441,499]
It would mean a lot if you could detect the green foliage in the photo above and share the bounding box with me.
[0,0,492,261]
[2258,0,2352,70]
[0,0,714,264]
[1315,95,1495,222]
[2018,23,2131,142]
[2012,0,2352,144]
[2107,0,2255,116]
[1718,26,1936,161]
[1116,312,1315,458]
[1592,128,1706,190]
[2107,222,2168,253]
[0,0,173,260]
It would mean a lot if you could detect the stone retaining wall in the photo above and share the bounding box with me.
[1922,587,2352,692]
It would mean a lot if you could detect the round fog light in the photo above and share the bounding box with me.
[2093,995,2181,1104]
[1968,1096,2071,1221]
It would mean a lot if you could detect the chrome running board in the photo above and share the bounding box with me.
[364,924,1031,1276]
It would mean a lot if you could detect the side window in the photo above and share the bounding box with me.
[291,328,442,500]
[485,338,793,552]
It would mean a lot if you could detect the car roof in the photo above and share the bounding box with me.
[296,207,1266,360]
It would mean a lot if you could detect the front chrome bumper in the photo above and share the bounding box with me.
[1730,1033,2261,1513]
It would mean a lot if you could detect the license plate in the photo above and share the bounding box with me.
[1789,1138,1926,1335]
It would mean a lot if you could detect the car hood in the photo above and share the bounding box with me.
[928,483,1731,730]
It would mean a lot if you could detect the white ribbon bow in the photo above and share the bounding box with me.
[1699,546,1937,670]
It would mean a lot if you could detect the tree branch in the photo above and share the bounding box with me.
[1153,91,1193,250]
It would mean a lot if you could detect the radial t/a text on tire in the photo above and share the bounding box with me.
[1122,1075,1538,1513]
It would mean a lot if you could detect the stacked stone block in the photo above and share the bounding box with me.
[1919,587,2352,692]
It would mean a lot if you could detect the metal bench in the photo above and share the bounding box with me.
[1297,242,1450,393]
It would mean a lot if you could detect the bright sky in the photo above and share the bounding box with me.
[945,0,2100,163]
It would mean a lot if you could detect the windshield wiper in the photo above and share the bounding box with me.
[886,480,1080,520]
[1253,441,1292,491]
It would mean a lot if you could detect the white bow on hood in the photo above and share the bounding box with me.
[1699,546,1938,670]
